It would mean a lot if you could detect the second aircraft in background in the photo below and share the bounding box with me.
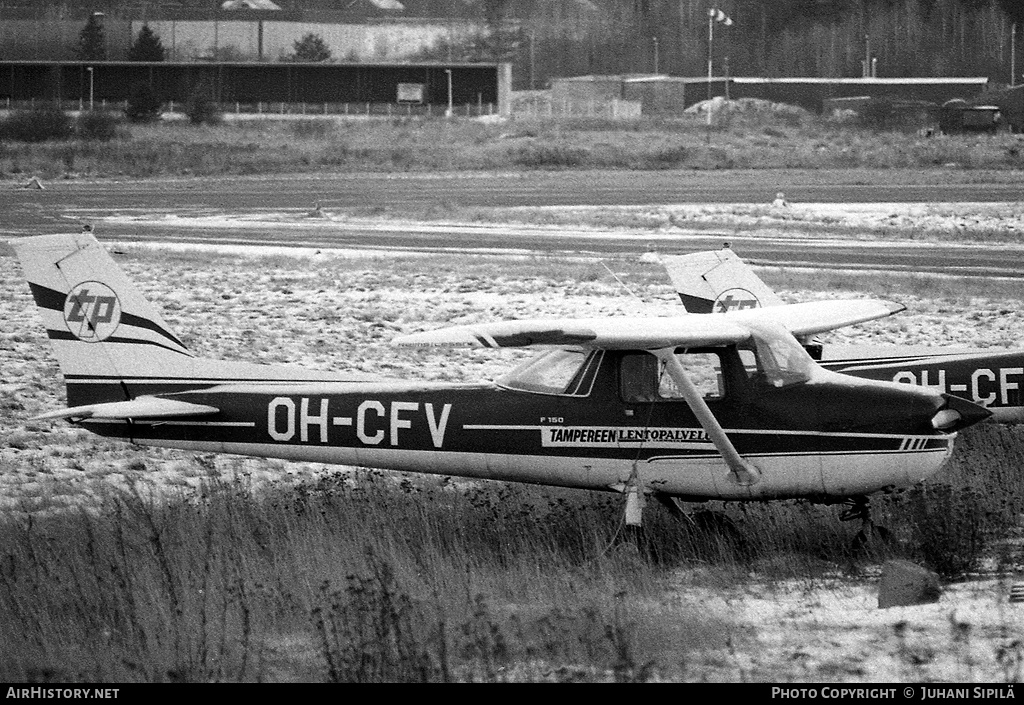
[663,247,1024,423]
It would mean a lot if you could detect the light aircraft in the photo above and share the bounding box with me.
[10,233,991,533]
[663,247,1024,424]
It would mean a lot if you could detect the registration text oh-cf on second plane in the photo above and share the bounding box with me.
[10,233,989,528]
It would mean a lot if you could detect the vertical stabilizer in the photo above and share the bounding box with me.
[662,248,785,313]
[11,233,194,406]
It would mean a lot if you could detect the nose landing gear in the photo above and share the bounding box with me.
[841,496,893,552]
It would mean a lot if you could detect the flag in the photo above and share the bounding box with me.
[708,8,733,26]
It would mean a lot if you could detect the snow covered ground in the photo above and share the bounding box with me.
[678,575,1024,682]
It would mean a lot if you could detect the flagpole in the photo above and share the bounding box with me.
[1013,23,1017,88]
[707,9,714,127]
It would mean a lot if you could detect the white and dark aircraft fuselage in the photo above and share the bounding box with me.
[59,348,976,502]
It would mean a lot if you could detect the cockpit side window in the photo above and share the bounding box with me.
[620,349,728,403]
[620,353,658,402]
[658,352,724,399]
[499,348,602,396]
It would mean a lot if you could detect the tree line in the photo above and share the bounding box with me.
[75,15,330,64]
[71,1,1024,89]
[455,0,1024,89]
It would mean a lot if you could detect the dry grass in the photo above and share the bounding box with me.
[1,112,1024,179]
[0,473,722,682]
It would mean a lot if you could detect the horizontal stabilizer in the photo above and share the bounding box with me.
[33,396,220,422]
[393,299,903,351]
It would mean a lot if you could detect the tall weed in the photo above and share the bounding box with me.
[0,474,714,681]
[0,106,73,142]
[76,111,121,142]
[3,112,1024,176]
[511,143,590,168]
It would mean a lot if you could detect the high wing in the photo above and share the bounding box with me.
[732,299,905,336]
[393,315,747,350]
[392,299,904,351]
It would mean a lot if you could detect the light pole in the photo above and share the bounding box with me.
[87,66,94,111]
[653,36,659,74]
[529,29,535,90]
[445,68,453,118]
[92,11,105,60]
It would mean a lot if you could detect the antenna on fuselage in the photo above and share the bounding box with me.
[599,260,645,304]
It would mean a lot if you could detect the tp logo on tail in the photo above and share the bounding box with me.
[64,282,121,342]
[713,288,761,313]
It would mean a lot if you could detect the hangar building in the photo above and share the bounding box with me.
[0,60,511,117]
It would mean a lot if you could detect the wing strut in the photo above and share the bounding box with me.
[653,347,761,487]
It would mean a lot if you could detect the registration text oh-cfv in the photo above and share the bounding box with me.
[893,367,1023,406]
[267,397,452,448]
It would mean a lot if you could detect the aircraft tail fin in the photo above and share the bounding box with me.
[11,233,197,407]
[662,248,785,313]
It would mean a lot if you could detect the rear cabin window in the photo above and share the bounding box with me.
[620,351,725,403]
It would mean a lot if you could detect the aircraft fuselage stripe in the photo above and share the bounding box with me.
[86,420,256,427]
[81,419,949,456]
[66,377,346,384]
[462,424,948,441]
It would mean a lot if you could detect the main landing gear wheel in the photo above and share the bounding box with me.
[840,496,893,552]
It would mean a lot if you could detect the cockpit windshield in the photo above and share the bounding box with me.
[744,319,814,388]
[498,348,602,396]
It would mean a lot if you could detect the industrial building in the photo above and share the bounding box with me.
[551,74,991,116]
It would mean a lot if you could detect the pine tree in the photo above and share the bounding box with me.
[125,81,164,123]
[75,14,106,61]
[128,24,167,62]
[290,33,332,62]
